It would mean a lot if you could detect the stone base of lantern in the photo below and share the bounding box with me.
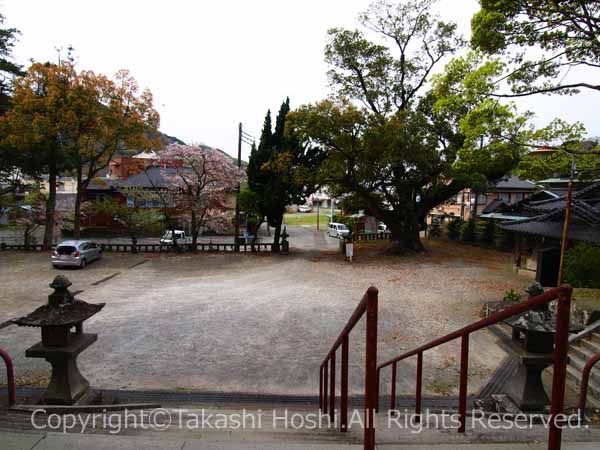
[26,333,97,405]
[502,342,554,412]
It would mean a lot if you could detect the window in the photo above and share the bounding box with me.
[515,192,524,202]
[477,194,488,204]
[498,192,510,202]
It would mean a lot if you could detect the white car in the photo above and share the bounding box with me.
[298,205,312,213]
[327,222,350,239]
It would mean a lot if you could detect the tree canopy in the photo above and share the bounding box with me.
[471,0,600,96]
[247,98,323,251]
[289,0,534,252]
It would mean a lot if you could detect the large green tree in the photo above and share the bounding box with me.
[0,13,24,199]
[247,98,322,251]
[288,0,535,253]
[0,13,23,114]
[471,0,600,96]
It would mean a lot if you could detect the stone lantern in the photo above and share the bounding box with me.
[502,282,581,411]
[13,276,105,405]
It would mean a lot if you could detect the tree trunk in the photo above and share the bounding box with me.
[130,235,138,254]
[250,215,264,253]
[272,219,282,253]
[191,210,198,253]
[43,159,57,250]
[23,225,31,250]
[385,215,425,254]
[74,165,83,239]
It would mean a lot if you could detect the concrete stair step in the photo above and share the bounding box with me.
[568,353,600,385]
[580,336,600,355]
[570,343,598,362]
[566,365,600,401]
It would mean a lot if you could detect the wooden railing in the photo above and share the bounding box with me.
[320,286,378,450]
[377,285,573,450]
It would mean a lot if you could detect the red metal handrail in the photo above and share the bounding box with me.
[0,348,16,407]
[320,286,378,450]
[578,353,600,419]
[377,285,572,450]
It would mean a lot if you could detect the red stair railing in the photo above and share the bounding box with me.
[0,347,16,407]
[578,353,600,419]
[319,286,378,450]
[377,285,572,450]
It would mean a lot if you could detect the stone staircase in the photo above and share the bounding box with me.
[566,329,600,407]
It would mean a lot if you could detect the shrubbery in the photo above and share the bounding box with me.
[460,219,476,242]
[446,218,463,240]
[480,219,496,244]
[564,243,600,289]
[428,222,441,237]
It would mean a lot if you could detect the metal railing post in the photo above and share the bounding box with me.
[341,335,349,431]
[578,354,600,419]
[330,350,336,419]
[319,365,323,411]
[390,362,397,411]
[364,286,378,450]
[548,285,572,450]
[416,351,423,422]
[458,333,469,433]
[324,361,329,415]
[0,348,16,407]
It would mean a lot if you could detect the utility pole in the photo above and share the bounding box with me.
[317,201,320,230]
[234,123,255,251]
[330,197,334,223]
[234,123,242,252]
[557,155,576,286]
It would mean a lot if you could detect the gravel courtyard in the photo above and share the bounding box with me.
[0,228,530,397]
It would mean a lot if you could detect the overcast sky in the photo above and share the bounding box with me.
[3,0,599,160]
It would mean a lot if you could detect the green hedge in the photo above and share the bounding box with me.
[564,243,600,289]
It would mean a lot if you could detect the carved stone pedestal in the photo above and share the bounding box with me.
[504,344,553,412]
[26,332,97,405]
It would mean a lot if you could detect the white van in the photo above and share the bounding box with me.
[160,230,187,245]
[327,222,350,239]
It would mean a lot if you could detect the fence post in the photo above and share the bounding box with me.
[548,285,572,450]
[364,286,378,450]
[458,333,469,433]
[341,335,349,432]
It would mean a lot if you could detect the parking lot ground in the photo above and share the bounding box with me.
[0,228,530,397]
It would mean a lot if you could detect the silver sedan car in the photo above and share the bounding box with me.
[51,240,102,269]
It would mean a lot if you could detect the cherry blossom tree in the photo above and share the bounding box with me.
[158,144,243,250]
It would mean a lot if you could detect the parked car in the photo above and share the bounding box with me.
[327,222,350,239]
[51,240,102,269]
[377,223,388,233]
[298,205,312,213]
[160,230,189,245]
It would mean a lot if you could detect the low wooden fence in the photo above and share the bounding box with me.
[353,232,390,241]
[0,242,275,253]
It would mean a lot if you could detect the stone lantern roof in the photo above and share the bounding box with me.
[12,275,105,328]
